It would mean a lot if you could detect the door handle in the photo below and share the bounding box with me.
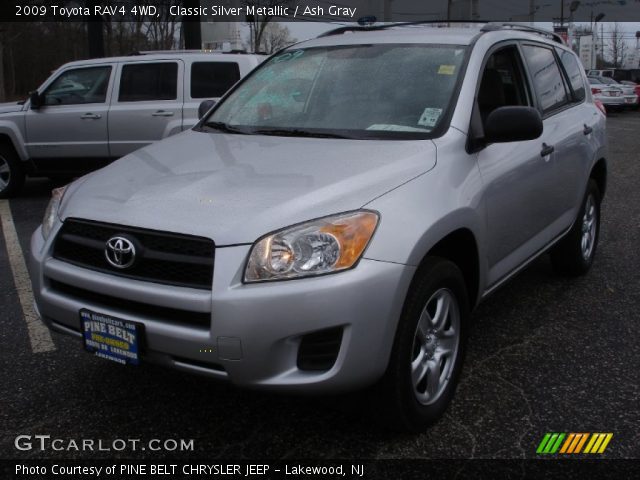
[583,124,593,135]
[80,113,101,119]
[540,143,554,158]
[151,110,174,117]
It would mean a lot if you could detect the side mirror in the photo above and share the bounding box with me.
[484,106,543,143]
[198,99,216,120]
[29,91,43,110]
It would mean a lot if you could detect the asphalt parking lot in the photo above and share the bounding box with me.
[1,111,639,461]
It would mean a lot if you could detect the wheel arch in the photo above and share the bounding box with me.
[411,227,481,310]
[0,124,29,161]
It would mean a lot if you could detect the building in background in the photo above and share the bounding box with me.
[200,0,245,51]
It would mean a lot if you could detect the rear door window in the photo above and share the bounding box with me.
[557,49,586,102]
[118,62,178,102]
[521,45,569,115]
[191,62,241,98]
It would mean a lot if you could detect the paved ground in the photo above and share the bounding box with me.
[1,112,639,460]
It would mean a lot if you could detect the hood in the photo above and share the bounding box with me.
[61,130,436,245]
[0,101,25,114]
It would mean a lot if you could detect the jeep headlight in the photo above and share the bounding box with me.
[244,211,379,282]
[41,186,67,240]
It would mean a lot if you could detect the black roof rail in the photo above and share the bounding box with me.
[127,49,253,56]
[317,20,489,38]
[317,21,564,44]
[481,23,565,44]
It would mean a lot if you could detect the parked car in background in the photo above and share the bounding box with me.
[588,75,638,108]
[587,68,640,83]
[620,80,640,102]
[0,51,264,198]
[587,69,614,78]
[31,23,607,431]
[588,77,626,111]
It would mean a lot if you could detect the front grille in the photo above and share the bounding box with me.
[297,327,343,372]
[53,219,214,289]
[49,280,211,328]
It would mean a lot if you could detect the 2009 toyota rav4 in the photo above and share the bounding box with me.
[30,23,607,431]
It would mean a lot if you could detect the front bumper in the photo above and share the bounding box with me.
[30,227,415,393]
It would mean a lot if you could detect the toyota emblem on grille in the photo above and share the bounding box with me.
[105,236,136,269]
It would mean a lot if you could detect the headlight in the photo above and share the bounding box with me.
[244,210,379,283]
[41,186,67,240]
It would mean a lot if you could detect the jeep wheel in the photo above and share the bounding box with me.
[550,179,601,276]
[374,257,469,432]
[0,144,25,199]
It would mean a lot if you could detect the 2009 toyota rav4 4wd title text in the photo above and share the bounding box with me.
[30,23,607,431]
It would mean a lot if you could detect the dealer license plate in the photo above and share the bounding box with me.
[81,309,142,365]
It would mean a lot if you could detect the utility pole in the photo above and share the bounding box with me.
[182,0,202,49]
[86,0,104,58]
[601,22,604,66]
[529,0,536,23]
[383,0,391,22]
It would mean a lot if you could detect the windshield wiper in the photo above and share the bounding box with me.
[202,121,250,135]
[251,128,352,139]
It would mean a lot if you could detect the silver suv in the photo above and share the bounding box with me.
[0,52,263,197]
[30,24,607,431]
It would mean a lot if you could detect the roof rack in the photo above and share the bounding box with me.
[317,20,487,38]
[318,20,564,44]
[480,23,565,44]
[128,49,251,56]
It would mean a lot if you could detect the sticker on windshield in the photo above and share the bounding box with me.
[367,124,430,132]
[273,50,305,63]
[418,108,442,128]
[438,65,456,75]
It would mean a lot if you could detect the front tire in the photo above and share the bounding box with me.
[373,257,469,432]
[0,144,25,199]
[550,179,601,276]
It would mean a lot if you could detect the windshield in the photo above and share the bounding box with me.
[203,44,467,140]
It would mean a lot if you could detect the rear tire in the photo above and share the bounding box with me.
[0,143,25,199]
[372,257,469,432]
[550,180,601,276]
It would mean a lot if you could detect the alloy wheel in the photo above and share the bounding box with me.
[411,288,461,405]
[0,156,10,191]
[581,194,597,260]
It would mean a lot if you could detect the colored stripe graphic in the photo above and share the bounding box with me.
[597,433,613,453]
[549,433,565,453]
[536,433,552,454]
[559,433,575,454]
[574,433,589,453]
[537,433,613,454]
[536,433,565,454]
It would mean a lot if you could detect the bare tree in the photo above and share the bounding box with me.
[256,22,296,54]
[145,3,180,50]
[242,1,294,53]
[607,22,629,68]
[0,24,22,101]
